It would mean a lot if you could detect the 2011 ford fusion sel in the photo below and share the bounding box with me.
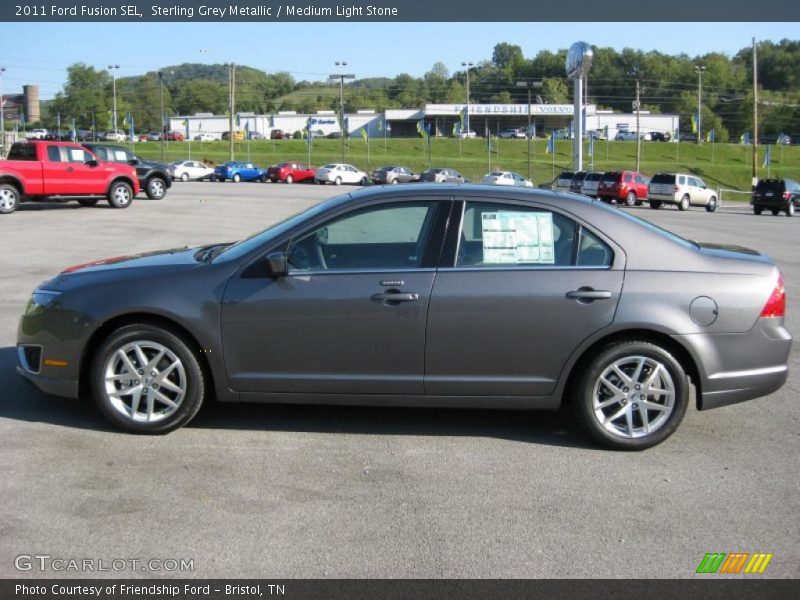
[17,185,791,449]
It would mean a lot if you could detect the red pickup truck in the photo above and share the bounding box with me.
[0,141,140,215]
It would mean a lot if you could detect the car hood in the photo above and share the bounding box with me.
[39,247,206,292]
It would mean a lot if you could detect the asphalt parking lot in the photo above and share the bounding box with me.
[0,182,797,579]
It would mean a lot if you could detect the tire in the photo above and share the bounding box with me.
[107,181,133,209]
[271,178,278,183]
[259,175,267,183]
[285,174,293,184]
[78,198,100,207]
[90,323,206,434]
[334,176,342,186]
[754,207,762,215]
[635,200,643,207]
[625,191,636,207]
[210,175,218,182]
[145,177,167,200]
[705,196,717,213]
[232,173,241,183]
[649,200,662,209]
[572,340,689,450]
[787,202,795,217]
[391,178,399,185]
[360,177,368,186]
[771,209,780,216]
[180,173,189,182]
[678,195,690,211]
[0,183,21,214]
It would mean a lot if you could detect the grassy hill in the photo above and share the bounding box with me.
[134,138,800,195]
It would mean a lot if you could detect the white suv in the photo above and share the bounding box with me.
[648,173,718,212]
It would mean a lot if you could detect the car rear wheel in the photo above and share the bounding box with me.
[145,177,167,200]
[678,195,690,211]
[754,207,762,215]
[334,176,342,186]
[625,191,636,207]
[91,323,206,434]
[180,173,189,182]
[0,183,21,214]
[391,179,399,185]
[286,174,293,184]
[787,202,795,217]
[706,196,717,212]
[649,200,662,209]
[573,340,689,450]
[107,181,133,209]
[232,174,241,183]
[78,198,100,207]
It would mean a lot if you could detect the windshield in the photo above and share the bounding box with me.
[215,194,350,262]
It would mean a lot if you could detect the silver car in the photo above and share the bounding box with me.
[17,186,791,449]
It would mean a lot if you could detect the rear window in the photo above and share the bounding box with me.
[650,173,676,185]
[599,172,620,184]
[755,179,785,193]
[584,173,603,181]
[557,171,574,180]
[6,143,37,161]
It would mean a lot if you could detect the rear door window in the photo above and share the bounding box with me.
[46,146,62,162]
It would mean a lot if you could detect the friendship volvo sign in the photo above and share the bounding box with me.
[425,104,595,116]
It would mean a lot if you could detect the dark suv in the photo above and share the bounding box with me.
[82,144,171,200]
[752,178,798,217]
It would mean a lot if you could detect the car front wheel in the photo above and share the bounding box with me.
[91,323,206,434]
[625,191,636,207]
[232,174,241,183]
[180,173,190,182]
[286,174,293,184]
[334,176,342,185]
[572,340,689,450]
[788,202,795,217]
[706,196,717,212]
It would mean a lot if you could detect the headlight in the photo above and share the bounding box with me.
[28,289,62,311]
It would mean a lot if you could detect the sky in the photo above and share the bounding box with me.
[2,22,798,100]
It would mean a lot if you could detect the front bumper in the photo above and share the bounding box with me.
[675,319,792,410]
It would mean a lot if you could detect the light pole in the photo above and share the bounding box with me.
[0,67,6,153]
[516,79,543,182]
[695,65,706,144]
[158,71,165,162]
[107,64,120,134]
[329,61,354,162]
[461,61,474,135]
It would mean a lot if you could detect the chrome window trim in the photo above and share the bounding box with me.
[287,268,437,277]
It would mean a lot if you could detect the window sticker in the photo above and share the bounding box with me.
[481,211,555,264]
[113,150,128,161]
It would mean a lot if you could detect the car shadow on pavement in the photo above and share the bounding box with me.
[0,346,593,448]
[0,347,114,432]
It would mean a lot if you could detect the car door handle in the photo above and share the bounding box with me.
[566,288,612,301]
[66,167,75,172]
[371,292,419,302]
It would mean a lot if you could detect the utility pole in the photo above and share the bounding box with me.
[752,38,759,185]
[108,64,120,134]
[694,65,706,144]
[0,67,6,155]
[158,71,165,162]
[635,80,641,172]
[462,61,474,135]
[516,79,543,182]
[228,63,236,162]
[329,61,355,162]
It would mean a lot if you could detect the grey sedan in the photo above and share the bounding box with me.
[17,185,791,449]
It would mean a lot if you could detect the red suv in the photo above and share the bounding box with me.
[597,171,649,206]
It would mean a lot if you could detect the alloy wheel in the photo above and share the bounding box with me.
[591,355,675,439]
[103,340,187,423]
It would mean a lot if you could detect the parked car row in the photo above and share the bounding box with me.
[554,170,718,212]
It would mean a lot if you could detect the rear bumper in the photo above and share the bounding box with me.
[674,320,792,410]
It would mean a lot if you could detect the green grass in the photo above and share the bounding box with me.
[133,138,800,195]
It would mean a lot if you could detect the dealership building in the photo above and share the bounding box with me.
[170,103,679,140]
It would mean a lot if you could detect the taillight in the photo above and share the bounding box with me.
[783,191,791,200]
[673,185,679,192]
[760,273,786,318]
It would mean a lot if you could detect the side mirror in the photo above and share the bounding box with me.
[128,158,140,166]
[265,252,287,278]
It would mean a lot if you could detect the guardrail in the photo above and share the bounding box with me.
[718,187,752,206]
